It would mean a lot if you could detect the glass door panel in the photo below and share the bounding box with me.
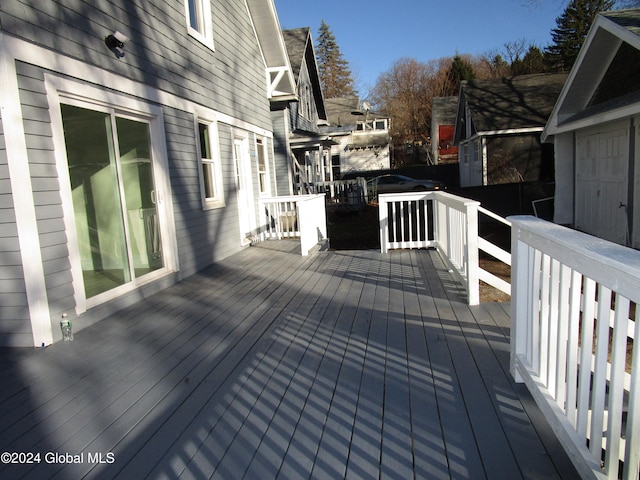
[115,117,163,277]
[61,104,165,299]
[61,104,130,297]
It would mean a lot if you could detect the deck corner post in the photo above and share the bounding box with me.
[465,202,480,306]
[509,216,527,383]
[379,196,388,254]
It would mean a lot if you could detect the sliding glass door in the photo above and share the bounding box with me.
[61,104,163,298]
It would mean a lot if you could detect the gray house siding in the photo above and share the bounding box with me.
[166,112,245,278]
[271,110,292,195]
[2,0,272,132]
[0,111,32,347]
[0,0,279,346]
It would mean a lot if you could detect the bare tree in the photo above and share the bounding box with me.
[479,49,511,78]
[370,57,469,165]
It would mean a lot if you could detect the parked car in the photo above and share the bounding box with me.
[373,174,445,194]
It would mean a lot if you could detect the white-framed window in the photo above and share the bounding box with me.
[184,0,214,50]
[255,137,270,195]
[198,121,224,209]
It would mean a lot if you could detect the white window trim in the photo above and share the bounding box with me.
[255,136,271,196]
[184,0,215,51]
[196,118,225,209]
[45,74,178,314]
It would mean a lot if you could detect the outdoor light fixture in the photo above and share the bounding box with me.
[105,31,128,49]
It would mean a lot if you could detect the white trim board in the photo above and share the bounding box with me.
[0,43,52,347]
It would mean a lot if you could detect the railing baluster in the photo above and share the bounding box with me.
[554,262,571,405]
[591,285,612,459]
[530,248,542,372]
[539,254,551,383]
[548,258,561,398]
[624,305,640,480]
[565,269,582,428]
[577,277,596,440]
[605,295,630,478]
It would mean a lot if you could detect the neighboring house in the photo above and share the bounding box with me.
[0,0,296,347]
[431,96,459,165]
[321,96,391,177]
[543,9,640,249]
[454,73,567,187]
[271,27,330,194]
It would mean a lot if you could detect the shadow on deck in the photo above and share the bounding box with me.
[0,244,579,479]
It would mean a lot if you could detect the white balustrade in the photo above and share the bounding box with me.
[510,216,640,480]
[258,194,327,256]
[378,191,486,305]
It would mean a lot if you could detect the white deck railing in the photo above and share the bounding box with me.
[258,194,327,256]
[378,191,511,306]
[510,216,640,480]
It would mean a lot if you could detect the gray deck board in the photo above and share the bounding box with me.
[0,245,580,479]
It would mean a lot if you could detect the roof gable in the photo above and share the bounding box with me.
[543,8,640,139]
[282,27,326,121]
[282,28,310,81]
[245,0,296,100]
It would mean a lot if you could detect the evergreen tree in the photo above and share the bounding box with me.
[315,20,356,98]
[512,46,547,75]
[545,0,615,71]
[447,54,475,94]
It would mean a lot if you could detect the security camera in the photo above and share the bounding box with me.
[105,31,128,49]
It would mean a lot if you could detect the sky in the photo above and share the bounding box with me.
[273,0,567,94]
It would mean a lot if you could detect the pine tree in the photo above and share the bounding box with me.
[447,54,475,94]
[545,0,615,71]
[315,20,356,98]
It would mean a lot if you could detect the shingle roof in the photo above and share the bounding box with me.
[324,96,389,128]
[282,28,309,82]
[461,73,567,132]
[602,8,640,36]
[432,97,458,125]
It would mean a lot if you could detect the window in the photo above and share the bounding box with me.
[375,119,387,130]
[256,138,269,195]
[198,122,224,208]
[185,0,214,49]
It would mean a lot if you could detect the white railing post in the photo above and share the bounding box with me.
[298,194,327,256]
[510,220,528,383]
[465,201,480,306]
[379,195,389,254]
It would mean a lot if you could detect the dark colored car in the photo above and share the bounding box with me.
[373,174,445,194]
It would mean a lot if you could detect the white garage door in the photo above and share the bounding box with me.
[575,120,630,245]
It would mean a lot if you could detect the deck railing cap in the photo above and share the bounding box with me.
[509,215,640,298]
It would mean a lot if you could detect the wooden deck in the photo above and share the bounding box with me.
[0,242,580,479]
